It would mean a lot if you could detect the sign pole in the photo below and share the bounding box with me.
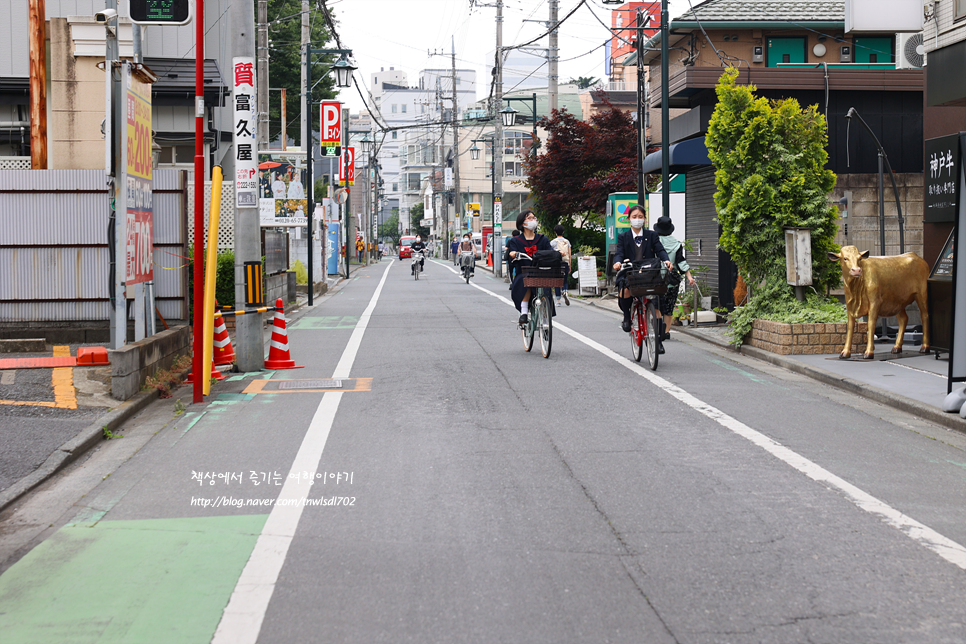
[192,0,205,403]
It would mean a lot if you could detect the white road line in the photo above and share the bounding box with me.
[212,261,394,644]
[467,272,966,572]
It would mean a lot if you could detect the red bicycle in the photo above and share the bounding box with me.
[618,261,665,370]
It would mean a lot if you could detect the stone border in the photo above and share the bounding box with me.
[746,319,867,356]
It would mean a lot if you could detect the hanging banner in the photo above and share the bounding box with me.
[339,146,355,185]
[122,62,153,285]
[320,101,342,149]
[232,57,258,208]
[258,150,307,226]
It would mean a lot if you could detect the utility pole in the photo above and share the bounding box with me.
[636,8,646,207]
[451,37,461,252]
[234,0,263,373]
[28,0,46,169]
[548,0,558,113]
[493,0,504,279]
[257,0,268,149]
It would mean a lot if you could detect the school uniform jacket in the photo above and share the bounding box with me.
[613,229,670,265]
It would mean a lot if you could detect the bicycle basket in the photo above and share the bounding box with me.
[626,268,667,296]
[521,266,567,288]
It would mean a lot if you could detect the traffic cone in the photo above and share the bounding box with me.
[212,302,236,366]
[264,298,304,370]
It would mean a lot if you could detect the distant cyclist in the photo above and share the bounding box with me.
[506,211,553,325]
[410,236,427,275]
[458,233,475,276]
[613,204,671,332]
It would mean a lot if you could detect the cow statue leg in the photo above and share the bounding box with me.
[892,307,908,354]
[916,290,930,353]
[840,314,855,359]
[864,301,879,359]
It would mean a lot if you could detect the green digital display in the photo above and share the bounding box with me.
[131,0,191,24]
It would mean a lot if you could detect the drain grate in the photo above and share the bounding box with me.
[277,379,344,390]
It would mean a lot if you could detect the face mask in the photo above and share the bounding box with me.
[416,238,421,243]
[630,218,645,229]
[525,220,538,231]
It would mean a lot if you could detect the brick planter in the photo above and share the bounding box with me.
[745,319,867,356]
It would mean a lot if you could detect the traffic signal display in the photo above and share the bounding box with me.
[131,0,192,25]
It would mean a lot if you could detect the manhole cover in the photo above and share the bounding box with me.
[278,379,343,390]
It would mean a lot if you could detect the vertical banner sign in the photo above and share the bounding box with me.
[925,133,960,224]
[123,62,153,285]
[493,198,502,230]
[320,101,342,149]
[950,134,966,391]
[339,147,355,185]
[233,57,258,208]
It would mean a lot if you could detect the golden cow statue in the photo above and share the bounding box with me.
[827,246,930,359]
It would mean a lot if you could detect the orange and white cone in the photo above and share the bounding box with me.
[184,361,226,383]
[212,307,236,367]
[264,298,304,370]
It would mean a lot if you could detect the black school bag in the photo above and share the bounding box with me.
[531,249,563,268]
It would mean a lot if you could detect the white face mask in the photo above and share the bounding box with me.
[630,218,645,230]
[524,220,538,231]
[416,238,421,243]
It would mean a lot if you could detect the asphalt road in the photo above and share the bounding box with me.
[2,257,966,643]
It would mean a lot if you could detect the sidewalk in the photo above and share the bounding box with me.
[579,293,966,434]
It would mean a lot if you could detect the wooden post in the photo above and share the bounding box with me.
[29,0,47,169]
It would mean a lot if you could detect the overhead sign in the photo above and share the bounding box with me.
[339,147,355,186]
[131,0,192,24]
[232,57,258,209]
[321,102,342,148]
[122,62,153,285]
[258,151,307,227]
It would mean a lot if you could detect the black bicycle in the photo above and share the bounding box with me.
[514,258,566,358]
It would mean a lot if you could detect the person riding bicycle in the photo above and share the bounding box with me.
[458,233,475,276]
[506,210,555,325]
[613,204,672,335]
[654,215,696,341]
[410,236,427,275]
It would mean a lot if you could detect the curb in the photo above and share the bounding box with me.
[576,297,966,435]
[0,389,161,514]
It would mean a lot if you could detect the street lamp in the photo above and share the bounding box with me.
[332,54,356,88]
[359,132,373,155]
[304,47,353,306]
[504,93,538,158]
[500,105,518,127]
[469,142,481,161]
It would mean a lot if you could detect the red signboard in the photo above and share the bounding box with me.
[339,146,355,186]
[124,66,153,284]
[320,101,342,148]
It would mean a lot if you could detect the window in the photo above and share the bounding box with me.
[401,104,407,113]
[392,131,397,139]
[392,183,398,192]
[959,0,966,19]
[392,104,397,113]
[158,144,195,165]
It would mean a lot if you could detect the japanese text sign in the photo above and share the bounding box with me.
[123,63,153,285]
[321,102,342,148]
[925,134,960,224]
[339,147,355,185]
[233,57,258,208]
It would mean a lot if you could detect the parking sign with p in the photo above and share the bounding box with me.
[321,102,341,148]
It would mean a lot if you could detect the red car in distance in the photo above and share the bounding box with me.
[398,235,417,260]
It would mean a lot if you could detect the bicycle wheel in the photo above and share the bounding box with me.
[630,298,643,362]
[522,304,535,352]
[644,300,660,370]
[536,294,552,358]
[464,264,470,284]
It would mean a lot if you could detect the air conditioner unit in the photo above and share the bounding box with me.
[896,32,926,68]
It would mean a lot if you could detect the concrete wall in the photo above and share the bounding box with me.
[109,324,190,400]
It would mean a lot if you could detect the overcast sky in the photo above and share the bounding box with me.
[324,0,693,116]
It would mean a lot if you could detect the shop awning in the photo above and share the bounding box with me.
[642,136,711,174]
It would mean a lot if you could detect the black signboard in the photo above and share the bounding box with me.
[925,133,960,223]
[931,229,955,280]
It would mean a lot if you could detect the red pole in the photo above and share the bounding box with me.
[193,0,205,403]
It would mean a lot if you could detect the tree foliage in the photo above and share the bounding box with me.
[263,0,339,145]
[378,213,400,244]
[522,96,636,250]
[408,203,430,238]
[567,76,599,90]
[706,68,842,343]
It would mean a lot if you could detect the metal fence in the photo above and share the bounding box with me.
[0,169,189,324]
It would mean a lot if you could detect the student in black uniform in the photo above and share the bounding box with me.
[410,236,427,274]
[612,204,672,333]
[505,211,553,325]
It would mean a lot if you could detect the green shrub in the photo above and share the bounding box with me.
[292,259,308,285]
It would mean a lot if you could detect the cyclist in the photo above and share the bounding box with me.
[458,233,475,276]
[410,235,427,275]
[506,211,554,325]
[613,204,672,336]
[654,215,696,340]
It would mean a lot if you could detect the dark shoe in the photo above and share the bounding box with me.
[519,314,529,325]
[621,319,632,333]
[662,332,671,341]
[563,292,570,305]
[658,343,666,355]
